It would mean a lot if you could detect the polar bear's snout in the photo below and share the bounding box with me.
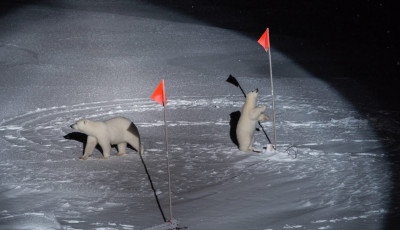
[70,124,77,129]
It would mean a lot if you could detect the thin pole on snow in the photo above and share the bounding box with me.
[150,80,173,222]
[267,31,277,150]
[258,28,277,150]
[163,101,173,221]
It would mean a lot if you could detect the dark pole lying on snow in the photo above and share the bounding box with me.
[139,153,167,222]
[226,75,272,145]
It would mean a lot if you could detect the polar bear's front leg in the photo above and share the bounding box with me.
[81,136,97,160]
[117,143,127,156]
[250,106,267,120]
[98,140,111,159]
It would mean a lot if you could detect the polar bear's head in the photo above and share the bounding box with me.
[71,119,91,132]
[246,88,258,97]
[245,88,259,107]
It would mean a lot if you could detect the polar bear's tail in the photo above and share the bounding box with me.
[128,121,144,155]
[137,127,144,155]
[139,143,144,155]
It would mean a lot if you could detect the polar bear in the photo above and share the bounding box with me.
[70,117,144,160]
[236,89,269,152]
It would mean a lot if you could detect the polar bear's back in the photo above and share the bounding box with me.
[105,117,137,143]
[105,117,131,128]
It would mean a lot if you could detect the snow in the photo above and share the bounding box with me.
[0,0,399,229]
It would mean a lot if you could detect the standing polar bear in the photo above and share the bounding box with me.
[71,117,143,160]
[236,89,269,152]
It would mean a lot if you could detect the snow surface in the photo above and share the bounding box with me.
[0,1,399,229]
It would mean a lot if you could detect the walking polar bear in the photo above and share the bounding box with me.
[71,117,143,160]
[236,89,269,152]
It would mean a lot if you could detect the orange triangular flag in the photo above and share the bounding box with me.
[258,28,270,52]
[151,80,167,106]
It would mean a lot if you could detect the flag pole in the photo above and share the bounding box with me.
[150,79,178,226]
[162,101,173,221]
[267,29,277,150]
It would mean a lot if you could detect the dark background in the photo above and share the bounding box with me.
[147,0,400,109]
[2,0,399,106]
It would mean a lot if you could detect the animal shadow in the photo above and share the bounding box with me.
[229,111,241,147]
[64,132,103,155]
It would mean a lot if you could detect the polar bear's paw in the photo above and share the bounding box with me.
[100,156,109,160]
[117,152,126,156]
[259,113,269,121]
[251,147,263,153]
[79,156,89,160]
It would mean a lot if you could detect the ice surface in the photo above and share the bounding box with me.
[0,0,399,229]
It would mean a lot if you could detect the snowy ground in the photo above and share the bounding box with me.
[1,1,399,229]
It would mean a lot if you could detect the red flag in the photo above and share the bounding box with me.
[151,80,167,106]
[258,28,270,52]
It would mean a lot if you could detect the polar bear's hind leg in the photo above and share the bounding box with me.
[248,135,260,152]
[117,142,127,156]
[127,138,143,155]
[239,137,252,152]
[250,135,255,149]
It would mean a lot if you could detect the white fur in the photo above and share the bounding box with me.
[236,90,269,152]
[71,117,143,160]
